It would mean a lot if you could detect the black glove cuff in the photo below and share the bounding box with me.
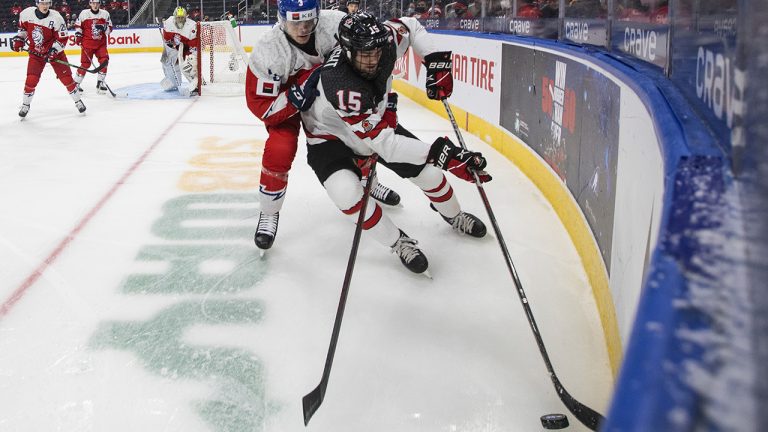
[424,51,452,71]
[427,137,453,169]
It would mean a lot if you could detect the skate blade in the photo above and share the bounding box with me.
[259,249,267,259]
[421,270,433,279]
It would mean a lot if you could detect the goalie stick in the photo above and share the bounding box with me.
[440,99,604,430]
[22,48,108,74]
[302,156,379,426]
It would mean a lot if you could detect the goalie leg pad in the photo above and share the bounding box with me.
[160,76,178,91]
[181,53,197,82]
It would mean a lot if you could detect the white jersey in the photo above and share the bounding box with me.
[162,15,198,49]
[247,9,347,87]
[300,17,443,165]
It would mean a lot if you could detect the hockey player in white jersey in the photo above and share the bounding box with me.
[160,6,199,96]
[298,13,491,274]
[245,0,401,252]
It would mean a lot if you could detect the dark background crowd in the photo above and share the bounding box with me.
[2,0,738,33]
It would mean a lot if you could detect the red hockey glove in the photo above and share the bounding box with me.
[11,36,24,52]
[424,51,453,100]
[427,136,492,183]
[74,31,83,45]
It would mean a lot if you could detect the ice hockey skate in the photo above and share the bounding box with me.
[96,81,108,95]
[431,203,486,238]
[390,230,430,275]
[255,211,279,255]
[75,100,86,114]
[371,182,401,206]
[442,211,486,237]
[18,104,30,118]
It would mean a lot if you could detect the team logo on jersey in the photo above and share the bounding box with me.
[32,27,45,47]
[361,119,373,132]
[396,25,407,35]
[91,21,103,39]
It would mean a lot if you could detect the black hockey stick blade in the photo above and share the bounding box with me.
[302,382,325,426]
[302,156,380,427]
[553,375,603,430]
[440,98,604,431]
[102,81,117,98]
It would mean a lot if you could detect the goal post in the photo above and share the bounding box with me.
[196,20,249,96]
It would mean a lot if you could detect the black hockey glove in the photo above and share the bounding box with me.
[11,36,24,52]
[424,51,453,100]
[45,47,60,62]
[386,92,398,112]
[287,67,321,112]
[427,136,491,183]
[74,31,83,45]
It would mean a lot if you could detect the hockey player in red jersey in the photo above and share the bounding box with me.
[161,6,199,96]
[73,0,112,94]
[11,0,86,118]
[298,13,490,274]
[245,0,401,252]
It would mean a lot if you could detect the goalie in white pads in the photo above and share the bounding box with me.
[161,6,199,96]
[297,13,491,274]
[245,0,403,253]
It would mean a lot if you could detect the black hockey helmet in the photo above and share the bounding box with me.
[337,12,393,79]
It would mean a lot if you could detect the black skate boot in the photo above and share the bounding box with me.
[96,81,108,95]
[19,104,30,118]
[254,211,279,250]
[431,204,486,238]
[75,100,86,113]
[443,211,487,238]
[390,230,429,273]
[371,182,401,206]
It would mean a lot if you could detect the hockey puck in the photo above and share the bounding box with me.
[540,413,569,429]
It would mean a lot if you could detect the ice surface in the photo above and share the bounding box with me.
[0,53,611,432]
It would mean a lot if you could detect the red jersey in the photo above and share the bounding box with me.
[75,8,112,49]
[17,7,69,56]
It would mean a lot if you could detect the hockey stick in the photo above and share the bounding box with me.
[21,48,108,74]
[101,81,117,98]
[302,155,379,426]
[441,99,604,431]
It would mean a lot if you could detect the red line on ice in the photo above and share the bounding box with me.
[0,100,198,319]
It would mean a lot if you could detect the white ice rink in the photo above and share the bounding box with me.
[0,53,612,432]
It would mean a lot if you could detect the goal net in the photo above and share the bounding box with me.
[197,20,249,96]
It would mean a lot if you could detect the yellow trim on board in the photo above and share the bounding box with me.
[393,79,621,377]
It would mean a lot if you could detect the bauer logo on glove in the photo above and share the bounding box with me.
[423,51,453,100]
[428,136,492,183]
